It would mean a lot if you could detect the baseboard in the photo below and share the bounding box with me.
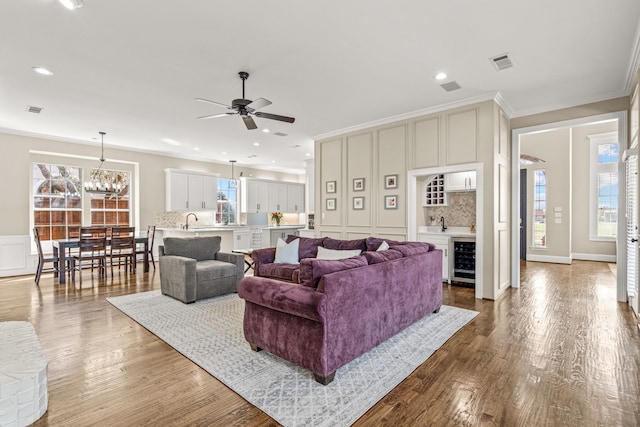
[571,253,617,263]
[526,254,572,264]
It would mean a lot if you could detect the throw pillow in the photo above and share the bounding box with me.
[316,246,361,260]
[376,240,390,251]
[274,237,299,264]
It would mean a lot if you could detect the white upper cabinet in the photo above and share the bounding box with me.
[165,169,218,211]
[286,183,304,213]
[241,178,305,214]
[445,171,476,192]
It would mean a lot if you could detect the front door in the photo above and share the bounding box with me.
[625,152,639,317]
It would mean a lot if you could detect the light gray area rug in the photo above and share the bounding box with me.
[107,291,478,427]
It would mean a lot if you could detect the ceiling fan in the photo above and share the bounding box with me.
[196,71,295,130]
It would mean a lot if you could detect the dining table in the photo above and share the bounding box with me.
[52,235,149,284]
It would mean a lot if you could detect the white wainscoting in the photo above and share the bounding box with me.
[0,235,36,277]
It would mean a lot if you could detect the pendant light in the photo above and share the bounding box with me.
[84,132,122,195]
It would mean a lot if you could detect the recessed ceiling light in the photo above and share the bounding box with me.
[271,160,276,163]
[305,153,311,157]
[253,142,260,146]
[193,147,200,151]
[32,67,53,76]
[262,129,270,133]
[162,138,181,146]
[222,151,227,155]
[434,72,447,81]
[58,0,83,10]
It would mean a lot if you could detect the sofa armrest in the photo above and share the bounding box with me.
[251,247,277,276]
[238,276,326,322]
[216,251,244,277]
[159,255,197,303]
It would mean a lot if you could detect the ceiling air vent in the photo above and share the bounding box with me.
[440,81,461,92]
[273,132,288,137]
[26,105,43,114]
[490,53,515,71]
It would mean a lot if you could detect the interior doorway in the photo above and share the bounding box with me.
[510,111,628,301]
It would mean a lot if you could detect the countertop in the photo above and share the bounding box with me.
[418,226,476,238]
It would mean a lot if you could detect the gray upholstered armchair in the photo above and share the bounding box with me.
[159,236,244,303]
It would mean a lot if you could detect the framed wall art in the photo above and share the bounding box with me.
[326,198,336,210]
[353,197,364,210]
[326,181,336,193]
[384,195,398,209]
[384,174,398,189]
[353,178,365,191]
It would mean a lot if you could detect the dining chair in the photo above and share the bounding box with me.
[33,227,57,285]
[109,226,136,277]
[71,226,108,282]
[136,225,156,270]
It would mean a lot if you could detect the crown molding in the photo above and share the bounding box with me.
[624,16,640,93]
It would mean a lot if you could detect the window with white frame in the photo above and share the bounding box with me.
[532,169,547,247]
[589,132,619,240]
[217,178,238,224]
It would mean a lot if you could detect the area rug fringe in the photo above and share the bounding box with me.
[107,291,477,427]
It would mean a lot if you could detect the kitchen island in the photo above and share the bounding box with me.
[156,224,305,253]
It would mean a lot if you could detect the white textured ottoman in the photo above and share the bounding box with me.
[0,321,48,427]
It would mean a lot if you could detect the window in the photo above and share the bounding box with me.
[88,169,131,226]
[532,169,546,247]
[217,178,238,224]
[590,133,619,240]
[33,163,83,240]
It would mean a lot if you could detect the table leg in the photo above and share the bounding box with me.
[143,241,149,273]
[57,245,67,284]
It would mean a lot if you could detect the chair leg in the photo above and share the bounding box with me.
[150,251,155,270]
[35,260,42,285]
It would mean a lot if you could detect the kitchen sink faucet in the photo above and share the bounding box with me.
[440,216,447,232]
[185,212,198,230]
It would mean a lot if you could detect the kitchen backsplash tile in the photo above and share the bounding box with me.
[424,192,476,227]
[153,211,302,228]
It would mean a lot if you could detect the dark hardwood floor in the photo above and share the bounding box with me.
[1,261,639,426]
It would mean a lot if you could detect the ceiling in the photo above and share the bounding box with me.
[1,1,639,174]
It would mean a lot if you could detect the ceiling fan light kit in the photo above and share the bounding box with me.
[196,71,295,130]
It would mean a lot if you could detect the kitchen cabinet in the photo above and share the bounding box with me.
[445,171,476,192]
[165,169,218,211]
[268,183,288,212]
[286,183,304,213]
[233,229,252,250]
[418,233,450,282]
[241,178,305,214]
[246,180,269,213]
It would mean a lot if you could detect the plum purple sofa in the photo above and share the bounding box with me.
[237,236,442,385]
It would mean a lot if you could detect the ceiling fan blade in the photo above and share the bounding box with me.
[246,97,272,112]
[242,115,258,130]
[195,98,232,109]
[197,112,235,120]
[254,111,296,123]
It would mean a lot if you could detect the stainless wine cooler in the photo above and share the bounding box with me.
[450,237,476,285]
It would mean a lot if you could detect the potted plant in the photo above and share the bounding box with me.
[271,211,283,226]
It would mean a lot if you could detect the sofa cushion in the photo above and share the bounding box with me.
[258,263,300,282]
[299,255,368,288]
[286,235,327,259]
[322,237,367,252]
[365,237,401,251]
[317,246,362,260]
[196,260,237,280]
[163,236,221,261]
[275,237,299,264]
[363,249,403,264]
[389,241,434,257]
